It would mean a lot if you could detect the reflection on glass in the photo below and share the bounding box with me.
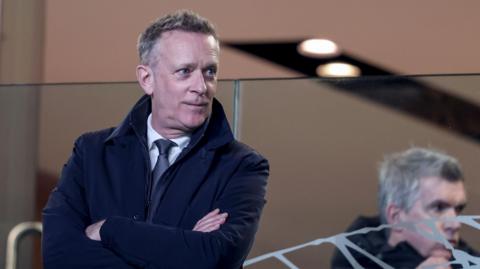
[244,216,480,268]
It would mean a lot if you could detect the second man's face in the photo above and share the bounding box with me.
[400,177,467,259]
[145,30,219,137]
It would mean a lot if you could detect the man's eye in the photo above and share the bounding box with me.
[431,201,449,213]
[455,204,466,214]
[204,67,217,78]
[177,68,191,76]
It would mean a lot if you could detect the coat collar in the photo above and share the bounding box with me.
[105,95,234,151]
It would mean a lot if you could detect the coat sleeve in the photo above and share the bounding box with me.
[42,136,134,269]
[99,151,269,269]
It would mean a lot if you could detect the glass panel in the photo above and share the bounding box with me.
[1,76,479,268]
[0,80,234,269]
[239,75,480,268]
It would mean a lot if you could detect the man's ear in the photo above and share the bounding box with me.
[386,204,407,246]
[386,204,403,225]
[136,64,154,95]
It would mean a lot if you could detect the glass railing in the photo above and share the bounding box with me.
[1,75,479,269]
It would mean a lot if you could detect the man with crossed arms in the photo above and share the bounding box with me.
[43,10,269,269]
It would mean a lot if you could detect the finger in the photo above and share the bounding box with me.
[199,212,228,225]
[194,222,217,232]
[193,213,227,231]
[194,214,228,232]
[205,224,221,232]
[417,257,450,269]
[199,214,227,228]
[198,211,227,227]
[197,208,220,223]
[196,222,222,233]
[195,212,227,227]
[193,209,220,230]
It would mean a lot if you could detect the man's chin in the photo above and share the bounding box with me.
[180,117,208,132]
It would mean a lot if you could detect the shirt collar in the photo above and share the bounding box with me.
[147,113,191,150]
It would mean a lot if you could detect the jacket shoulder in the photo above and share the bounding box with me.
[223,140,268,165]
[331,216,385,268]
[75,127,116,145]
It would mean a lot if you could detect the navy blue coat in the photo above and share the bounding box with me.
[42,95,269,269]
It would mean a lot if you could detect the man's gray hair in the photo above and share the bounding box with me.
[137,10,218,65]
[378,147,463,224]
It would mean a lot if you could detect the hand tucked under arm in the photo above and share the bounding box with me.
[416,256,451,269]
[85,219,106,241]
[193,208,228,232]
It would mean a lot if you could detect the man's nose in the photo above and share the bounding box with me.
[192,71,207,95]
[442,209,461,232]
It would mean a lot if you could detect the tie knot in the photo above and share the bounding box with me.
[154,139,176,155]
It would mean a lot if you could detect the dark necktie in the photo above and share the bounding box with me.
[147,139,176,222]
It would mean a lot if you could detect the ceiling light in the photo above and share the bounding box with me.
[316,62,361,77]
[297,38,340,58]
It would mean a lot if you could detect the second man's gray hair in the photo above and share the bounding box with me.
[377,147,463,224]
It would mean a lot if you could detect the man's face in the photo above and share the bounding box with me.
[139,30,219,137]
[399,177,467,259]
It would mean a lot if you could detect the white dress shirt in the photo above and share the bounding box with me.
[146,114,191,171]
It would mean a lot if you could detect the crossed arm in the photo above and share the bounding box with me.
[43,188,230,269]
[43,137,268,269]
[44,172,265,268]
[85,209,228,241]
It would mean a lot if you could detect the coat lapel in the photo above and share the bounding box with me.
[103,136,147,218]
[153,148,215,226]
